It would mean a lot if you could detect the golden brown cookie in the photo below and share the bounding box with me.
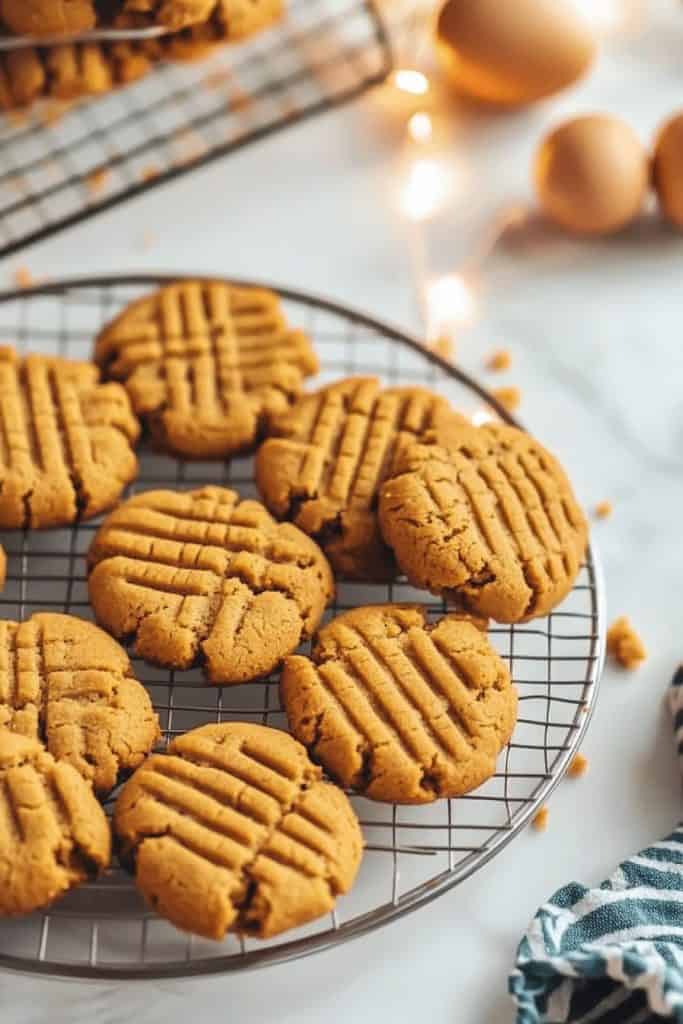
[120,0,216,30]
[281,605,517,804]
[88,486,334,684]
[0,0,96,36]
[378,420,588,623]
[114,722,362,939]
[0,1,283,110]
[0,729,111,916]
[0,349,139,528]
[0,613,159,793]
[120,0,282,34]
[255,377,456,580]
[95,281,317,460]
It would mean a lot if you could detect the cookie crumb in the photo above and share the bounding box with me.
[430,335,455,361]
[491,385,521,412]
[607,616,646,670]
[532,806,549,831]
[568,753,588,778]
[141,165,160,182]
[86,167,110,196]
[594,500,612,520]
[140,231,157,251]
[40,102,68,128]
[13,267,34,289]
[486,349,511,372]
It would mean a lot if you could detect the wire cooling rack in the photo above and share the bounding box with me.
[0,0,391,259]
[0,275,605,979]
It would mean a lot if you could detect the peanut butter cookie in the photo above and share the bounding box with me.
[0,1,282,109]
[0,730,111,916]
[120,0,282,34]
[0,349,139,528]
[281,605,517,804]
[94,281,317,459]
[255,377,457,580]
[0,0,96,36]
[0,613,159,793]
[88,486,334,684]
[379,420,588,623]
[114,722,363,940]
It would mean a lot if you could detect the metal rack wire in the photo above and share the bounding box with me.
[0,0,391,259]
[0,275,605,979]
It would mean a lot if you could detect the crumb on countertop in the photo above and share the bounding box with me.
[532,806,549,832]
[86,167,110,196]
[40,102,68,128]
[568,753,589,778]
[491,385,521,412]
[13,266,34,289]
[140,230,157,251]
[141,165,160,182]
[430,335,455,362]
[607,616,646,670]
[594,500,613,520]
[486,349,511,372]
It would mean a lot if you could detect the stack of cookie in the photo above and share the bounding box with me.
[0,0,283,110]
[0,279,588,942]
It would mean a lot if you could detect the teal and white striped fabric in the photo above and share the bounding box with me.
[509,667,683,1023]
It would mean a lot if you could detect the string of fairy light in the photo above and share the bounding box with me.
[381,0,646,361]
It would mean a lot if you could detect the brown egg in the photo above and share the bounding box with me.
[435,0,595,108]
[534,115,649,235]
[653,112,683,229]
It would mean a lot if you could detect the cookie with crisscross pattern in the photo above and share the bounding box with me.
[0,349,139,529]
[95,281,317,459]
[114,722,362,939]
[0,613,159,793]
[256,377,457,580]
[88,486,334,684]
[281,605,517,804]
[0,730,111,916]
[379,420,588,623]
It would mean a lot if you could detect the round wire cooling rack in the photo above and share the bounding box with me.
[0,274,606,980]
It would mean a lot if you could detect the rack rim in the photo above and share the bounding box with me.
[0,274,606,980]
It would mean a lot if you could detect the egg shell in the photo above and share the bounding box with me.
[652,112,683,229]
[435,0,595,108]
[534,114,649,236]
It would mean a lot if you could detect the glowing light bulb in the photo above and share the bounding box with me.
[408,112,433,144]
[471,408,495,426]
[393,69,430,96]
[425,274,476,333]
[399,158,451,222]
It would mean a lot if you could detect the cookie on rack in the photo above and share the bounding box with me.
[94,281,317,459]
[255,377,458,580]
[0,730,111,916]
[114,722,363,939]
[281,604,517,804]
[87,486,334,684]
[0,348,139,528]
[119,0,283,35]
[0,0,283,110]
[0,613,159,793]
[378,419,588,623]
[0,0,96,36]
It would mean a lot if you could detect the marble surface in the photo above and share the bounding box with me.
[2,2,683,1021]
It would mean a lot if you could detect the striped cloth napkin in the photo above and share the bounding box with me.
[509,667,683,1023]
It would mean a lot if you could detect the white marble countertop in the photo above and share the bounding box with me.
[2,3,683,1021]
